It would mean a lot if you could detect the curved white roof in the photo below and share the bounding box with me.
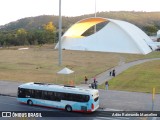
[55,17,153,54]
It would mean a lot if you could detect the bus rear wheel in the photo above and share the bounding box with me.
[65,105,72,112]
[27,100,33,106]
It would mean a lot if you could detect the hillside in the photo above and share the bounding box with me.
[0,11,160,47]
[1,11,160,34]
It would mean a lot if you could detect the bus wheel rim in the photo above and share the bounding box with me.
[29,100,32,105]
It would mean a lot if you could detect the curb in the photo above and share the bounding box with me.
[0,94,16,97]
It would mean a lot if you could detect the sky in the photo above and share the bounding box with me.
[0,0,160,26]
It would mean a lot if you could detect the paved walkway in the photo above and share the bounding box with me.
[0,80,22,96]
[79,58,160,88]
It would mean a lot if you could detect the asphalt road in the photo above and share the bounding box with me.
[0,96,160,120]
[0,96,159,120]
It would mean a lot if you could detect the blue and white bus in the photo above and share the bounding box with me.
[17,82,99,112]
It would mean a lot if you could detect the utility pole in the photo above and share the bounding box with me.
[58,0,62,66]
[94,0,97,33]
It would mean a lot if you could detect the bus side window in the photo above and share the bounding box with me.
[35,90,42,99]
[75,94,83,102]
[53,92,61,101]
[42,91,48,100]
[58,92,64,101]
[72,94,78,102]
[52,92,56,101]
[25,89,31,98]
[71,94,90,102]
[63,93,72,101]
[79,94,85,102]
[50,92,55,101]
[47,91,52,100]
[42,91,52,100]
[31,90,35,98]
[79,95,84,102]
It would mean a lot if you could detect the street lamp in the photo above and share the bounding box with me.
[58,0,62,66]
[94,0,97,33]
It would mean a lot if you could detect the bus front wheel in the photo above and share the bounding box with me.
[27,100,33,106]
[65,105,72,112]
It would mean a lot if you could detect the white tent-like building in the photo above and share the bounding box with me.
[57,67,75,85]
[57,67,74,74]
[55,17,157,54]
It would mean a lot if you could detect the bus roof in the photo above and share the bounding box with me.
[18,82,98,95]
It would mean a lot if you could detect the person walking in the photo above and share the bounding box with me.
[112,69,116,77]
[93,77,96,83]
[93,77,98,89]
[109,71,112,76]
[91,83,94,89]
[94,81,98,89]
[84,76,88,84]
[105,81,109,90]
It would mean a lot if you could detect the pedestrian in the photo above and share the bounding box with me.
[91,83,94,89]
[109,71,112,76]
[94,81,98,89]
[93,77,96,83]
[105,81,109,90]
[84,76,88,84]
[93,77,98,89]
[112,69,116,77]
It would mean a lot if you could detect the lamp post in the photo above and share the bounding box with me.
[58,0,62,66]
[94,0,97,33]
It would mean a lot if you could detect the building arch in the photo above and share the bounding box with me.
[55,17,154,54]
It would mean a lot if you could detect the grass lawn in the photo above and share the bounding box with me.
[0,44,160,93]
[0,45,120,84]
[99,60,160,93]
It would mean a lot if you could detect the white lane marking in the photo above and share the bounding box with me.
[118,118,129,120]
[94,117,122,120]
[152,117,157,120]
[95,117,131,120]
[103,108,122,111]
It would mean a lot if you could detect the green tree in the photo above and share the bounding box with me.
[143,25,158,36]
[43,22,56,33]
[27,30,38,45]
[16,28,28,45]
[34,30,46,45]
[43,22,57,43]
